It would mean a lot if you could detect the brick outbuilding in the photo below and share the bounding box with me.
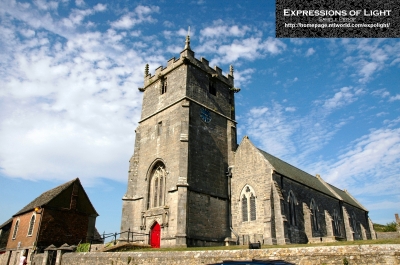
[1,178,98,264]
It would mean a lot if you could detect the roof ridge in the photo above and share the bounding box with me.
[316,174,343,200]
[13,178,79,216]
[257,148,315,178]
[256,148,338,199]
[342,187,368,211]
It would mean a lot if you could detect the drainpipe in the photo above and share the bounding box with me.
[227,166,239,245]
[33,207,44,255]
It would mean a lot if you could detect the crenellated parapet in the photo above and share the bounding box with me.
[139,35,237,92]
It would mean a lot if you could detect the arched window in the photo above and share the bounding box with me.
[240,185,257,222]
[250,193,256,221]
[288,191,297,226]
[12,219,20,239]
[351,212,358,235]
[333,209,341,235]
[310,199,319,231]
[242,195,248,222]
[27,214,36,236]
[149,164,167,208]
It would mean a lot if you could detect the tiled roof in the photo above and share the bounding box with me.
[13,178,77,216]
[258,149,337,198]
[0,218,12,229]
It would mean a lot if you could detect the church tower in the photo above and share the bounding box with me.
[121,35,239,247]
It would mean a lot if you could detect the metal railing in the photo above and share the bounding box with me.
[101,228,149,245]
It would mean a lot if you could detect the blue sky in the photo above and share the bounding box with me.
[0,0,399,237]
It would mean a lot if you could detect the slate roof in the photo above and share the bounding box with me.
[258,149,337,196]
[257,148,366,211]
[329,184,367,210]
[0,218,12,229]
[13,178,98,216]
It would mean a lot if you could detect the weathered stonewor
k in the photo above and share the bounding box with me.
[120,34,375,248]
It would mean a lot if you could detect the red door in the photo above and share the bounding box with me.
[150,222,161,248]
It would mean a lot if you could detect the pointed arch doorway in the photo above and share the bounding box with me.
[150,222,161,248]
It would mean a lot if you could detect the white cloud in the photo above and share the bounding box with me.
[232,68,255,88]
[389,94,400,102]
[20,28,35,38]
[75,0,85,7]
[366,200,400,211]
[111,15,137,29]
[285,107,296,112]
[93,4,106,12]
[200,22,250,39]
[241,103,297,159]
[208,37,285,65]
[305,47,315,57]
[163,21,174,28]
[358,61,379,83]
[376,112,388,117]
[340,39,400,84]
[177,27,191,37]
[249,107,268,116]
[262,37,286,55]
[0,4,159,183]
[111,5,159,29]
[34,0,58,10]
[371,88,390,98]
[290,39,303,45]
[320,86,362,111]
[323,128,400,187]
[282,77,298,88]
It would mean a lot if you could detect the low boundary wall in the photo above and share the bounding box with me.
[27,245,400,265]
[377,232,400,239]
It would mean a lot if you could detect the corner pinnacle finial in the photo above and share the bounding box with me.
[144,63,149,76]
[229,65,234,76]
[184,26,191,50]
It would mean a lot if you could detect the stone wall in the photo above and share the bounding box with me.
[377,232,400,239]
[24,245,400,265]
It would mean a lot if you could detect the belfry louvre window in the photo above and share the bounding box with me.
[209,80,216,96]
[161,77,167,94]
[149,164,167,208]
[27,214,36,236]
[240,185,257,222]
[12,219,19,239]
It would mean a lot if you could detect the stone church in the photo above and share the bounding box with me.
[120,35,376,248]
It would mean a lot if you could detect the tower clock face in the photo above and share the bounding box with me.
[200,107,211,123]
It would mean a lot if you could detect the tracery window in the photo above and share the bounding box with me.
[310,199,319,231]
[288,191,297,226]
[149,164,167,208]
[240,185,257,222]
[333,209,341,236]
[12,219,20,239]
[27,214,36,236]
